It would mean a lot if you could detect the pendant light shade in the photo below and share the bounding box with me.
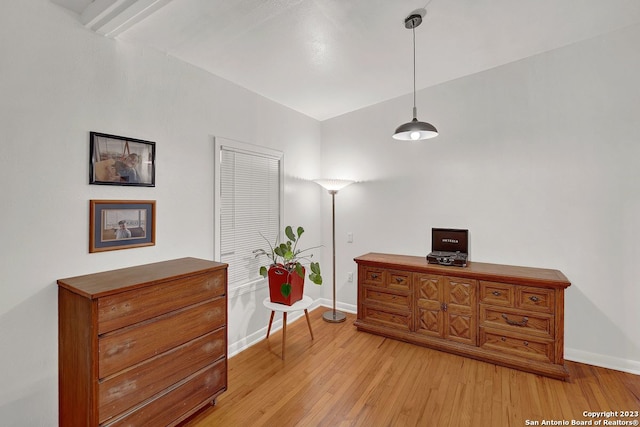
[393,113,438,141]
[393,12,438,141]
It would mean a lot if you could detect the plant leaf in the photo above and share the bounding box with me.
[281,282,292,298]
[285,226,296,242]
[309,272,322,285]
[310,261,321,275]
[275,244,287,257]
[259,266,268,278]
[297,226,304,238]
[295,262,304,278]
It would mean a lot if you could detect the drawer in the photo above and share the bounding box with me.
[99,297,225,378]
[99,328,226,424]
[361,266,385,286]
[480,305,553,338]
[479,281,514,307]
[363,287,410,309]
[103,361,227,427]
[361,305,412,332]
[479,327,553,363]
[98,270,226,334]
[517,287,554,313]
[386,270,411,291]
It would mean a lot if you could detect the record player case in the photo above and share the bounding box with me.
[427,228,468,267]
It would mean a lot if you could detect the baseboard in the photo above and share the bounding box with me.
[314,298,358,316]
[565,348,640,375]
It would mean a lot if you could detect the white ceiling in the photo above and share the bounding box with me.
[52,0,640,121]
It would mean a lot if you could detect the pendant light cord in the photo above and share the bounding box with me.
[412,24,417,118]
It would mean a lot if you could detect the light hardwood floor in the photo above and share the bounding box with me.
[183,309,640,427]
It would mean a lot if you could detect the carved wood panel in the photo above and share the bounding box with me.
[415,274,443,336]
[443,277,477,345]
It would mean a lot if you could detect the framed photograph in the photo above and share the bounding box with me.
[89,132,155,186]
[89,200,156,253]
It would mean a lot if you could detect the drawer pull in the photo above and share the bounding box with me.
[441,302,448,312]
[371,273,379,279]
[395,277,404,284]
[529,296,540,302]
[502,313,528,327]
[501,337,506,342]
[492,291,501,296]
[524,341,529,346]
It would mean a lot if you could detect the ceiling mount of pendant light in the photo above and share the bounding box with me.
[393,10,439,141]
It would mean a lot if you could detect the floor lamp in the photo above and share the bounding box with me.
[314,179,354,323]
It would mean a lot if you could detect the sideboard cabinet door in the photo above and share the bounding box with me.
[415,274,477,346]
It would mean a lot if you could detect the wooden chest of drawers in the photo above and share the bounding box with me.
[355,253,571,379]
[58,257,228,426]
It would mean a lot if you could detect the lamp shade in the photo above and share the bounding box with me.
[393,118,438,141]
[313,179,354,192]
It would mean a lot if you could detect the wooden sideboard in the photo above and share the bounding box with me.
[354,253,571,380]
[58,257,228,426]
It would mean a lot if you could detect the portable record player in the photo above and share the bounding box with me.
[427,228,469,267]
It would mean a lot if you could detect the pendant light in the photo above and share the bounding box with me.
[393,12,438,141]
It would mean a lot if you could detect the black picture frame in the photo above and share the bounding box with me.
[89,200,156,253]
[89,132,155,186]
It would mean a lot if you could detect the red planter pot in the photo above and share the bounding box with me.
[268,264,304,305]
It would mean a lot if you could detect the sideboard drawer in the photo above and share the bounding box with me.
[361,266,385,286]
[361,305,412,332]
[386,270,411,291]
[98,270,225,334]
[479,327,553,363]
[517,287,554,313]
[363,287,411,309]
[479,281,515,307]
[99,297,225,378]
[480,305,553,338]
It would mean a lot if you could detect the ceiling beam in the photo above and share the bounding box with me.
[80,0,173,38]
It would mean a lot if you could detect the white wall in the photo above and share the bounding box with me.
[0,1,323,425]
[321,22,640,374]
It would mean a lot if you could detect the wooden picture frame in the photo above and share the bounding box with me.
[89,132,156,186]
[89,200,156,253]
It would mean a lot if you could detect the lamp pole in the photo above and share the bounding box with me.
[313,179,354,323]
[323,189,345,322]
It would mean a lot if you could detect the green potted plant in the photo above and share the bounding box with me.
[253,225,322,305]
